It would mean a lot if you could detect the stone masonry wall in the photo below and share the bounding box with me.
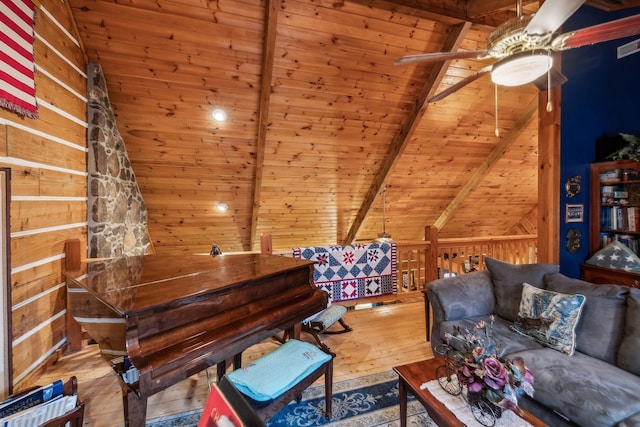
[87,63,150,257]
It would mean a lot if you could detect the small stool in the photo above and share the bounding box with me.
[225,339,334,422]
[303,304,352,352]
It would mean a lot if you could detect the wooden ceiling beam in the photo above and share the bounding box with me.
[432,97,537,230]
[466,0,537,17]
[343,21,472,244]
[467,0,640,18]
[250,0,278,251]
[347,0,516,27]
[586,0,640,11]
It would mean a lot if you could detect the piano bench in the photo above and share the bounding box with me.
[303,304,352,352]
[226,339,335,422]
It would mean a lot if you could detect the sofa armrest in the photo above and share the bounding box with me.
[427,270,495,322]
[425,270,496,350]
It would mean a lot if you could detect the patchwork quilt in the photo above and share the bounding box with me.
[293,242,397,303]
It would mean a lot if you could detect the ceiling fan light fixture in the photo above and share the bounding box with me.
[490,50,553,87]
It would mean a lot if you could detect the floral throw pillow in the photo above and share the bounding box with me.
[511,282,586,355]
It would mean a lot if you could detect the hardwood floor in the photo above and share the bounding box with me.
[34,299,434,426]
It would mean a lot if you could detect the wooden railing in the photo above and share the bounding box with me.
[264,232,538,302]
[394,234,538,298]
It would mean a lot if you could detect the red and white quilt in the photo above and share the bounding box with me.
[293,242,397,303]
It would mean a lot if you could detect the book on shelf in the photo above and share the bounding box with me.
[600,233,640,256]
[599,205,640,231]
[615,206,625,230]
[629,207,638,232]
[0,380,63,418]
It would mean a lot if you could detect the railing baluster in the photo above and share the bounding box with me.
[393,235,537,292]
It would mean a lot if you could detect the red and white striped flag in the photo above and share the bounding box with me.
[0,0,38,119]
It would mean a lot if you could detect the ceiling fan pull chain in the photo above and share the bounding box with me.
[546,57,553,113]
[495,84,500,137]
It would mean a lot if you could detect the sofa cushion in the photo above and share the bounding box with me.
[439,315,544,357]
[427,270,495,321]
[511,283,585,355]
[509,348,640,427]
[618,287,640,376]
[485,257,559,321]
[544,273,628,363]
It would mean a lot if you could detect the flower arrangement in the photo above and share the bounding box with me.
[444,315,535,415]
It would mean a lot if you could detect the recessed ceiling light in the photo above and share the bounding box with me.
[211,108,227,122]
[217,202,228,212]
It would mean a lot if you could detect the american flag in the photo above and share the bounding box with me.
[0,0,38,118]
[586,240,640,272]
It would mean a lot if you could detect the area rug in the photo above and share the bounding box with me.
[146,370,435,426]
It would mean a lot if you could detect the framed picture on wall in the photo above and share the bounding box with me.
[566,204,584,223]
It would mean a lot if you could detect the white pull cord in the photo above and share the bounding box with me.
[546,64,553,113]
[495,84,500,137]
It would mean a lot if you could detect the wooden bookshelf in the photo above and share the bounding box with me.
[586,159,640,286]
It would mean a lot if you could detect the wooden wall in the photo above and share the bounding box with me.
[0,0,87,390]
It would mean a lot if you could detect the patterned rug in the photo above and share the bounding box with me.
[145,370,435,426]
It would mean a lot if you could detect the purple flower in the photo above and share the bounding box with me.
[482,357,507,390]
[457,364,483,393]
[524,367,534,385]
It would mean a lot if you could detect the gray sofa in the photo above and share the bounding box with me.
[425,257,640,427]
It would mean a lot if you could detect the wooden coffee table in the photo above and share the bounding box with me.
[393,357,547,427]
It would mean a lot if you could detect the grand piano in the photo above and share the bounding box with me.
[65,253,328,427]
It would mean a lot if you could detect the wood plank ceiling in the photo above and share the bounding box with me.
[67,0,640,254]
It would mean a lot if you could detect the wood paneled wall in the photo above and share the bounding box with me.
[0,0,87,391]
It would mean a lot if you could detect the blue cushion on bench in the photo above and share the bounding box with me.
[226,339,331,402]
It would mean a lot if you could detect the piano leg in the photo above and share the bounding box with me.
[216,361,226,380]
[121,386,147,427]
[216,353,244,381]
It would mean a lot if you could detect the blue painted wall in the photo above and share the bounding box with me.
[559,6,640,277]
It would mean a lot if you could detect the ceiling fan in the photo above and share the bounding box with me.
[394,0,640,103]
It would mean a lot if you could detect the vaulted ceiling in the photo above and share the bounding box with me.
[67,0,640,254]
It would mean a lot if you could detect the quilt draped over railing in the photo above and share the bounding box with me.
[293,242,397,303]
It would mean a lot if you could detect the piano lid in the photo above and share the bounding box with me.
[65,253,316,315]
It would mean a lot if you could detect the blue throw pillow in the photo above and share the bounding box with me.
[511,283,586,355]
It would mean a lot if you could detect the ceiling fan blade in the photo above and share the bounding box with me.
[552,14,640,50]
[525,0,586,36]
[394,50,488,66]
[428,66,491,103]
[531,67,568,91]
